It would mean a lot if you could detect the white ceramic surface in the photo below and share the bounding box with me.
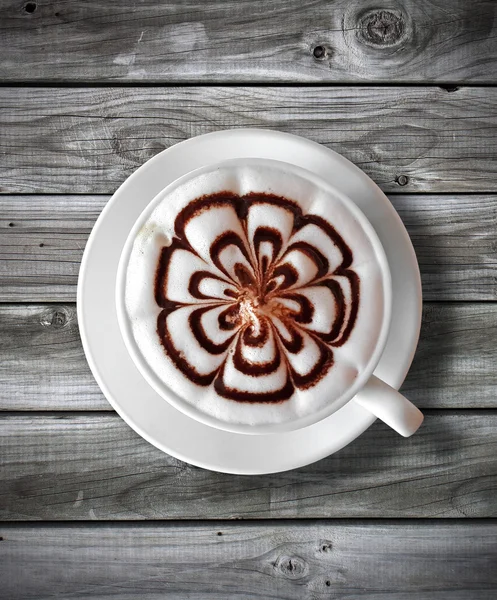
[77,129,422,474]
[116,158,393,435]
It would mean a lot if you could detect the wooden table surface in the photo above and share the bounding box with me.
[1,1,497,598]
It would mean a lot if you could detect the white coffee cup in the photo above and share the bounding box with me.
[116,159,423,437]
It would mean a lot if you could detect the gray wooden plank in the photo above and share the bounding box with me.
[1,522,496,600]
[1,193,496,302]
[0,0,496,84]
[391,195,497,301]
[402,303,497,407]
[0,196,105,302]
[1,412,496,519]
[0,304,100,410]
[1,87,497,194]
[1,303,496,411]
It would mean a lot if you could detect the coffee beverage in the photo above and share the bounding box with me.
[121,161,389,430]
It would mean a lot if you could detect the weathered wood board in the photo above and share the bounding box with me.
[1,303,496,411]
[1,522,496,599]
[1,412,496,520]
[1,194,496,302]
[0,0,496,83]
[1,87,497,194]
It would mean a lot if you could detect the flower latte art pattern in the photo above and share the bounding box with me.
[154,192,360,403]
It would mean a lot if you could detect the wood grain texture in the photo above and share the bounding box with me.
[1,87,497,194]
[1,303,496,411]
[391,195,497,301]
[402,303,497,407]
[2,194,496,302]
[1,522,496,600]
[0,2,496,592]
[0,304,99,410]
[0,0,496,83]
[0,196,105,302]
[1,412,496,520]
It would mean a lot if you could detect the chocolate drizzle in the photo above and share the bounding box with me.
[155,191,361,403]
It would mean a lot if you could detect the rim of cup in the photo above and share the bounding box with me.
[115,158,393,435]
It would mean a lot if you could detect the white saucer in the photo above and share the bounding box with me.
[77,129,422,475]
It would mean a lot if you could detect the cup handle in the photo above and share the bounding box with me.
[353,375,424,437]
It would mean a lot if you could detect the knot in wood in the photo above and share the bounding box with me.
[357,9,406,47]
[313,45,328,60]
[274,555,308,580]
[40,307,69,329]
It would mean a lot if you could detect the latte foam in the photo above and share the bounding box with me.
[121,161,389,429]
